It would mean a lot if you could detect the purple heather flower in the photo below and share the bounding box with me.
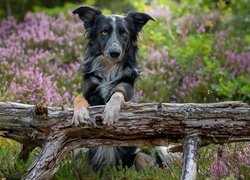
[198,23,205,33]
[147,8,171,20]
[0,12,84,106]
[209,158,230,177]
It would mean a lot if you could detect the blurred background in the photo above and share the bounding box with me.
[0,0,249,179]
[0,0,250,105]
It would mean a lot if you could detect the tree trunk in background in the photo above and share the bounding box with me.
[6,0,13,17]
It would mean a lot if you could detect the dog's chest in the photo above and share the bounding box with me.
[98,65,121,82]
[95,65,122,100]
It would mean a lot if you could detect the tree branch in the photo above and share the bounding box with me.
[1,101,249,147]
[0,101,250,179]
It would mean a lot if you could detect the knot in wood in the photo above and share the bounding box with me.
[34,104,48,116]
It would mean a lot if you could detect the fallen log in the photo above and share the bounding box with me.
[0,101,250,179]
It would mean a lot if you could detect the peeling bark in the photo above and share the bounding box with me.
[0,101,250,179]
[25,133,68,180]
[181,134,201,180]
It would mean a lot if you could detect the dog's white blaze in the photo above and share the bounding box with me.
[110,16,120,51]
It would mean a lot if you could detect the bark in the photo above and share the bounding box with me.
[181,134,201,180]
[0,101,250,179]
[25,133,69,180]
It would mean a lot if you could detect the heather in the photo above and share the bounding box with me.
[1,0,250,179]
[0,13,84,106]
[137,0,250,103]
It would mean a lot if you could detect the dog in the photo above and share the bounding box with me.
[72,6,165,172]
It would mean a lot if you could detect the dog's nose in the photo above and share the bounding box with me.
[110,51,120,58]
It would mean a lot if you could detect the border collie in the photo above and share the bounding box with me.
[72,6,159,171]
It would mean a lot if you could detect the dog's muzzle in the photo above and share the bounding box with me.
[105,42,122,60]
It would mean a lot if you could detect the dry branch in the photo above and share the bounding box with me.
[181,134,201,180]
[0,101,250,179]
[1,101,250,146]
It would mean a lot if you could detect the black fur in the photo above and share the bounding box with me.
[73,6,154,171]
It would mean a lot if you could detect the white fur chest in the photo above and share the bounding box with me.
[96,61,123,100]
[98,64,121,82]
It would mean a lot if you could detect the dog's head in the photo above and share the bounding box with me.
[73,6,154,62]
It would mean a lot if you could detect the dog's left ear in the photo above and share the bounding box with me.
[73,6,102,28]
[125,11,155,32]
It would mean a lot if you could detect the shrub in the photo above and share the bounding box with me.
[0,13,84,106]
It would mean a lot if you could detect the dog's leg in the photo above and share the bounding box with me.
[103,92,125,126]
[134,152,155,171]
[71,95,90,126]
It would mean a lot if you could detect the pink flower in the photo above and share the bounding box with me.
[0,12,84,106]
[198,23,205,33]
[209,158,230,177]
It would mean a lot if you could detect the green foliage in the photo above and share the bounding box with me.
[134,0,250,103]
[227,0,250,36]
[1,141,249,179]
[0,143,180,179]
[212,75,250,101]
[0,0,74,20]
[0,140,38,179]
[56,154,175,179]
[0,0,135,20]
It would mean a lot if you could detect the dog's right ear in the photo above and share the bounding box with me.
[125,11,155,32]
[73,6,102,28]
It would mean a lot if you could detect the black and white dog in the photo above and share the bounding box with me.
[72,6,166,172]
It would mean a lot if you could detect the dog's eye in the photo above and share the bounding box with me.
[101,31,108,36]
[121,31,128,37]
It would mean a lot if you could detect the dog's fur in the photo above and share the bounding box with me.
[72,6,156,171]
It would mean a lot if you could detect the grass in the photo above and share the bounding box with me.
[1,136,249,179]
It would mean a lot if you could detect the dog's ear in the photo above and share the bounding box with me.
[125,11,155,32]
[73,6,102,28]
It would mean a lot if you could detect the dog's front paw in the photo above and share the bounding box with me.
[71,107,90,126]
[103,101,121,126]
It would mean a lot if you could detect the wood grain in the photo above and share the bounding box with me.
[0,101,249,179]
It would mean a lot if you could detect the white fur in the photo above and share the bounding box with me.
[155,146,168,166]
[156,146,177,165]
[103,93,122,125]
[155,146,168,156]
[103,98,121,126]
[87,56,123,100]
[93,147,118,167]
[71,107,90,126]
[99,66,122,99]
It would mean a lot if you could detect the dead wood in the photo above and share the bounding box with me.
[0,101,249,179]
